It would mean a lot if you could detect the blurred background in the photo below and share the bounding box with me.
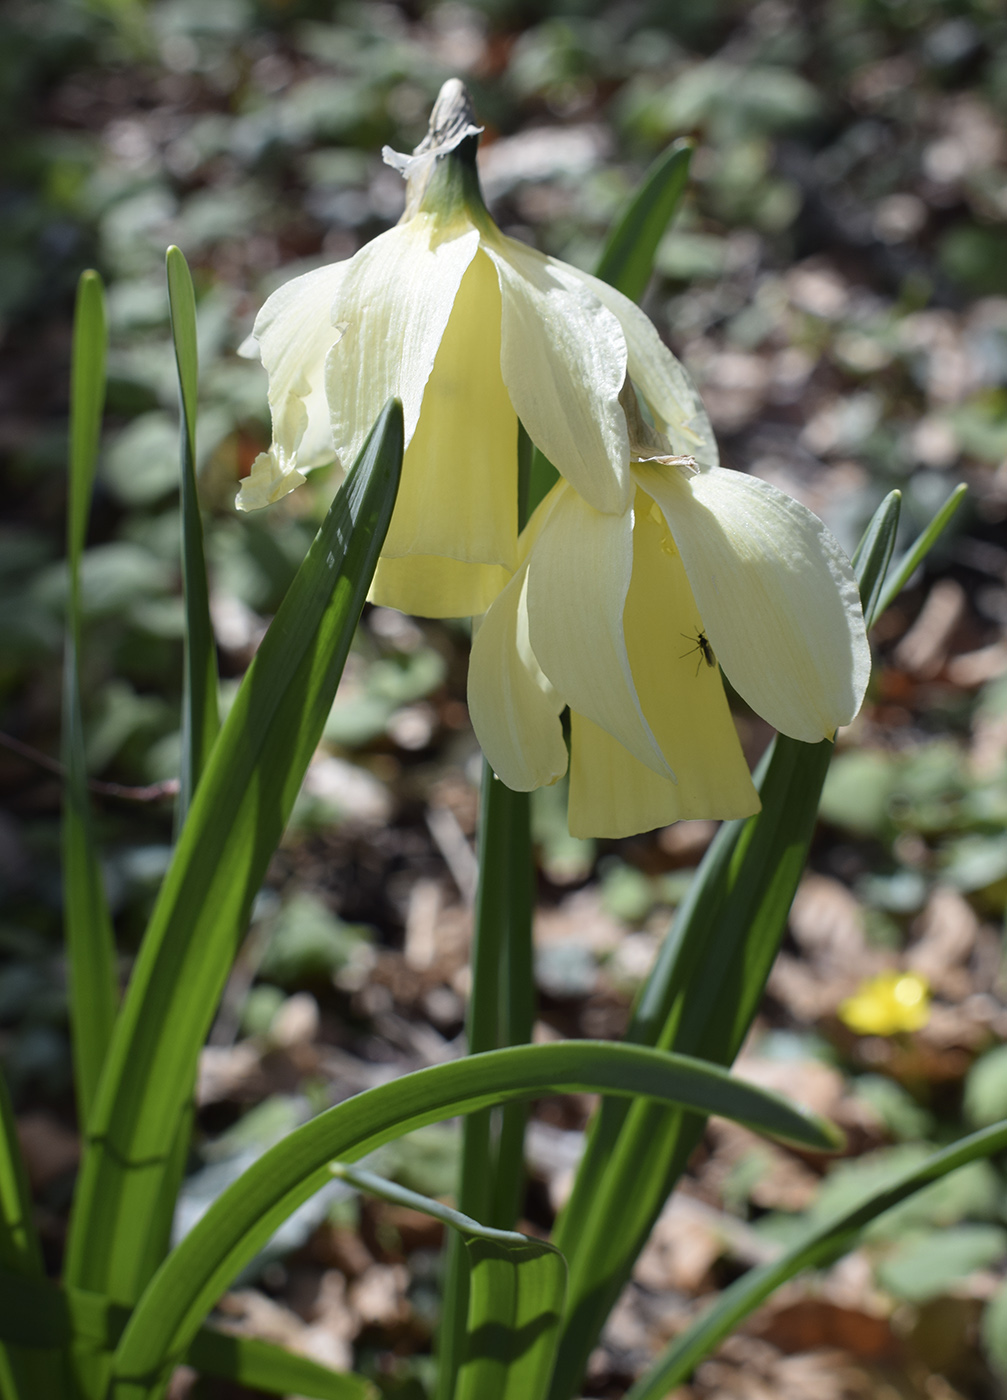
[3,1,1007,1396]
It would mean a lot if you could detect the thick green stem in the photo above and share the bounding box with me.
[437,767,535,1400]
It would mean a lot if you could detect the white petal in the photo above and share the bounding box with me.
[561,266,718,464]
[483,235,631,515]
[525,483,670,777]
[246,260,349,477]
[236,448,306,513]
[468,562,567,791]
[638,464,871,741]
[325,217,481,469]
[381,250,518,574]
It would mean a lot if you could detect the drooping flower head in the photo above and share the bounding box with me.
[468,382,872,839]
[237,80,711,618]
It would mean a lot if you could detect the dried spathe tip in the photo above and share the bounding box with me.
[415,79,482,158]
[382,78,484,205]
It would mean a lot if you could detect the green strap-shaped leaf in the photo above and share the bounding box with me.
[874,481,966,623]
[0,1269,372,1400]
[166,246,219,823]
[0,1074,41,1280]
[337,1165,564,1400]
[594,139,693,304]
[187,1329,374,1400]
[547,491,907,1399]
[852,489,901,629]
[627,1120,1007,1399]
[62,269,120,1133]
[107,1040,839,1399]
[0,1076,70,1395]
[64,401,403,1314]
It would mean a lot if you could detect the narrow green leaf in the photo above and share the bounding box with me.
[108,1040,838,1399]
[166,246,219,822]
[0,1073,41,1279]
[64,401,404,1311]
[0,1267,371,1400]
[851,490,901,629]
[0,1076,66,1400]
[63,268,119,1130]
[626,1120,1007,1400]
[0,1269,67,1349]
[187,1330,374,1400]
[594,140,693,303]
[337,1164,564,1400]
[874,482,967,623]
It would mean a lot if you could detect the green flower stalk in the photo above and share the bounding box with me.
[238,79,710,618]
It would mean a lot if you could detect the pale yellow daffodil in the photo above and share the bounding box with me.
[236,80,711,618]
[468,387,871,838]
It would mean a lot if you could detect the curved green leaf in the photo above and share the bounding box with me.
[0,1268,371,1400]
[166,245,219,822]
[63,268,118,1130]
[594,139,693,304]
[108,1040,838,1398]
[187,1330,373,1400]
[852,490,901,629]
[626,1120,1007,1400]
[874,482,966,623]
[64,401,404,1310]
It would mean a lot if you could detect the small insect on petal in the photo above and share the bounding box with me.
[680,628,716,676]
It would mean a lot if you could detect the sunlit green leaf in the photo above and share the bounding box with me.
[64,401,403,1313]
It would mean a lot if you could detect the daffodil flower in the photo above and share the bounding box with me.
[237,80,710,617]
[839,970,931,1036]
[468,386,871,838]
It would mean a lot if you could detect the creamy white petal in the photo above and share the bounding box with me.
[370,555,511,619]
[638,464,870,741]
[236,448,306,512]
[562,265,718,464]
[482,234,631,515]
[248,261,348,463]
[468,562,567,791]
[381,249,518,575]
[325,216,481,469]
[525,483,671,777]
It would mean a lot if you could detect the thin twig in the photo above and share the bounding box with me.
[0,731,179,802]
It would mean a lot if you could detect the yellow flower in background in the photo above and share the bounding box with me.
[237,80,712,618]
[839,971,931,1036]
[468,386,872,838]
